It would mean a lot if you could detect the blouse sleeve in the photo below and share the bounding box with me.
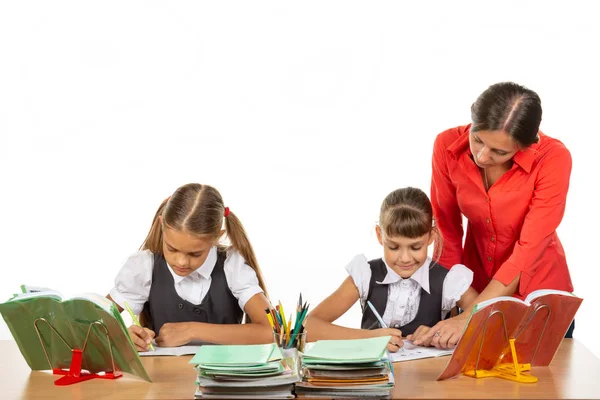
[344,254,372,307]
[441,263,474,315]
[223,249,264,312]
[109,250,154,314]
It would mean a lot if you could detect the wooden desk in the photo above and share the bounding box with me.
[1,339,599,399]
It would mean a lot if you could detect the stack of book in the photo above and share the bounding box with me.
[189,343,300,399]
[295,336,394,398]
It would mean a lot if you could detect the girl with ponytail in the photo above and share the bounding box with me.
[107,183,271,351]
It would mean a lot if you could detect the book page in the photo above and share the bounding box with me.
[524,289,576,304]
[473,296,525,312]
[8,290,63,302]
[69,293,116,314]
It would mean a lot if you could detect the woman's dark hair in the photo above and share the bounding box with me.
[471,82,542,147]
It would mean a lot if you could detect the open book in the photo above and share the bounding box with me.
[437,289,582,381]
[0,285,151,382]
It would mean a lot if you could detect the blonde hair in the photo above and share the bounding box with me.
[379,187,443,261]
[140,183,268,296]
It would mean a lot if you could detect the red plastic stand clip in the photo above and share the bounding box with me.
[52,349,122,386]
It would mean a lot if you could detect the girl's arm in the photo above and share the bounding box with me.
[155,292,273,347]
[106,294,123,312]
[304,277,403,350]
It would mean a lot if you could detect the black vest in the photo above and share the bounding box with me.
[142,251,243,334]
[361,259,448,336]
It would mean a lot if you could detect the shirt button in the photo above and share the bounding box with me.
[491,236,495,242]
[194,308,201,314]
[486,218,491,224]
[485,197,489,202]
[393,324,400,329]
[487,256,492,261]
[178,303,184,309]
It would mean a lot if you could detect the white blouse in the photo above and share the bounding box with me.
[346,255,473,328]
[109,246,263,315]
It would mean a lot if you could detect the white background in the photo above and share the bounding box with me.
[1,1,598,360]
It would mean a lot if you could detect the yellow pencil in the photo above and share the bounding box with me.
[124,301,154,351]
[265,310,276,331]
[279,301,287,335]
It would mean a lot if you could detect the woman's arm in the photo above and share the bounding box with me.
[155,292,273,346]
[456,286,479,312]
[304,277,403,351]
[431,133,464,267]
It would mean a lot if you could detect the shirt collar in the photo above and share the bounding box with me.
[447,124,540,173]
[511,133,543,173]
[376,257,432,293]
[447,124,471,159]
[167,246,217,283]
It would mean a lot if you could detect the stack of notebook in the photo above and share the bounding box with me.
[295,336,395,398]
[189,343,300,399]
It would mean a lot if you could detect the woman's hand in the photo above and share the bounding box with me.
[412,314,469,348]
[155,322,192,347]
[406,325,432,346]
[128,325,155,351]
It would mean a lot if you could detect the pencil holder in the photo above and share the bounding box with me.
[273,331,307,353]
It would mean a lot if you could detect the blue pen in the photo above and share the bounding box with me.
[367,301,387,328]
[367,301,404,352]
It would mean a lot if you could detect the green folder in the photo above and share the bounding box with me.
[302,336,391,363]
[0,288,151,382]
[190,343,283,366]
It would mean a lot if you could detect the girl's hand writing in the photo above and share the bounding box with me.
[128,325,155,351]
[155,322,192,347]
[374,327,404,353]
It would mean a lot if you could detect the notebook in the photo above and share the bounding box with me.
[190,343,283,367]
[302,336,390,364]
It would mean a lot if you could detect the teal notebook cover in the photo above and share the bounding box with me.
[190,343,282,366]
[303,336,390,363]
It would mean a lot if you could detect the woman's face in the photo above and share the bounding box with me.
[469,129,519,168]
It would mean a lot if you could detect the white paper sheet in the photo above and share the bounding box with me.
[389,340,454,362]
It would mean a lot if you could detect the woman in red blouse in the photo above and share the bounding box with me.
[410,82,574,349]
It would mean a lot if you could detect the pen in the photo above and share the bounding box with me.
[367,301,387,328]
[367,301,404,352]
[124,301,155,351]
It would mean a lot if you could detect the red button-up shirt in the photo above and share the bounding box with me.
[431,125,574,299]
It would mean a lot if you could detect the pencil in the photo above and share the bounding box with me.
[124,301,154,351]
[265,309,276,332]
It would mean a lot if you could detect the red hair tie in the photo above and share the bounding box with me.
[224,207,230,217]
